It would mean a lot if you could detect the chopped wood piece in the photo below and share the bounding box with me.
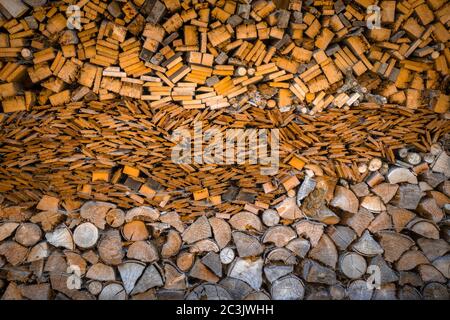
[45,227,74,250]
[122,221,149,241]
[229,211,263,232]
[98,230,123,266]
[330,186,359,214]
[262,226,296,247]
[352,230,383,257]
[182,216,211,244]
[379,231,414,263]
[233,231,264,258]
[80,201,116,230]
[308,234,338,268]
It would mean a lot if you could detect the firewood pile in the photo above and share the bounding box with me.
[0,0,449,300]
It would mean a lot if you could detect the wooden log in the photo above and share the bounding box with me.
[73,222,99,249]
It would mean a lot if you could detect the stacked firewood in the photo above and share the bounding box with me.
[0,148,449,300]
[0,0,448,114]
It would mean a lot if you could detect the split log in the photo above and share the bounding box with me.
[228,258,263,290]
[181,216,211,244]
[118,261,146,294]
[233,232,264,258]
[330,186,358,214]
[45,227,74,250]
[122,221,149,241]
[80,201,116,230]
[99,283,127,300]
[352,230,384,257]
[161,230,181,258]
[262,226,296,247]
[308,234,338,268]
[127,241,159,263]
[208,217,231,249]
[98,230,124,266]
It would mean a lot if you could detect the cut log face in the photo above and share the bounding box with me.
[125,206,160,222]
[229,211,263,232]
[326,225,356,251]
[368,211,392,234]
[407,218,440,239]
[14,223,42,247]
[432,255,450,279]
[341,207,374,236]
[181,216,211,244]
[86,263,116,281]
[271,275,305,300]
[369,255,399,285]
[371,183,399,204]
[378,231,414,263]
[219,278,253,300]
[262,209,280,227]
[352,230,384,257]
[202,252,222,277]
[0,241,28,266]
[73,222,98,249]
[131,264,164,295]
[105,209,125,228]
[308,234,338,268]
[422,283,449,300]
[228,257,264,290]
[176,251,195,272]
[285,238,310,258]
[418,264,446,283]
[391,184,424,210]
[98,230,124,266]
[276,196,302,220]
[160,212,185,233]
[186,283,232,300]
[189,259,219,283]
[27,242,49,262]
[127,241,159,263]
[161,230,181,258]
[302,259,337,285]
[164,263,187,290]
[330,186,359,214]
[417,238,450,261]
[387,205,416,232]
[99,283,127,300]
[122,221,149,241]
[189,239,220,254]
[262,226,296,247]
[387,167,418,184]
[45,227,74,250]
[208,217,231,249]
[396,250,429,271]
[0,222,19,242]
[233,232,264,258]
[361,196,387,213]
[219,247,235,265]
[347,280,373,300]
[264,265,294,284]
[80,201,116,230]
[416,197,444,222]
[339,252,367,279]
[293,220,324,247]
[118,261,146,294]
